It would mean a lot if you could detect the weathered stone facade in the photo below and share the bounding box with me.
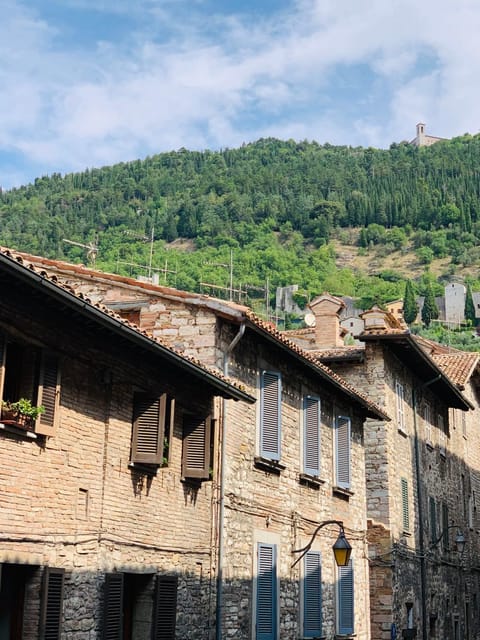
[15,253,387,639]
[0,250,251,639]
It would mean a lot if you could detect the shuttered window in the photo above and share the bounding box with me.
[152,576,178,640]
[395,380,405,432]
[260,371,281,461]
[303,396,321,476]
[401,478,409,532]
[36,353,61,437]
[335,416,351,489]
[40,568,65,640]
[256,543,277,640]
[424,402,432,444]
[182,414,212,479]
[303,551,322,638]
[131,393,168,465]
[442,502,449,551]
[103,573,124,640]
[337,560,354,635]
[430,497,437,543]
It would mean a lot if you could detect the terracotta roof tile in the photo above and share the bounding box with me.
[432,353,479,388]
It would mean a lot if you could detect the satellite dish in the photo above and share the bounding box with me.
[304,313,316,327]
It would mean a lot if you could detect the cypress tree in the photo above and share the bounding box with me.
[422,282,439,328]
[465,283,476,325]
[403,280,418,325]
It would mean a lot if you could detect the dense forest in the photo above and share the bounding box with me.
[2,134,480,315]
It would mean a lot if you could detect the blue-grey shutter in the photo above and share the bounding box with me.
[256,543,277,640]
[304,396,320,476]
[40,567,65,640]
[335,416,351,489]
[103,573,124,640]
[304,551,322,638]
[401,478,409,532]
[260,371,281,460]
[338,560,354,635]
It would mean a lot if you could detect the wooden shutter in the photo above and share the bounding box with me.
[429,497,437,543]
[442,503,449,551]
[335,416,351,489]
[256,543,277,640]
[260,371,281,460]
[401,478,409,532]
[0,333,5,403]
[36,352,61,437]
[396,381,405,431]
[131,394,166,465]
[40,567,65,640]
[304,396,320,476]
[103,573,124,640]
[337,560,354,635]
[152,575,178,640]
[182,414,211,479]
[303,551,322,638]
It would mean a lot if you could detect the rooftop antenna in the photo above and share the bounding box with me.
[63,237,98,264]
[203,249,234,301]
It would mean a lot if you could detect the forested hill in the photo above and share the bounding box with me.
[2,134,480,309]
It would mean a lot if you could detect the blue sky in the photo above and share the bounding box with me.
[1,0,480,189]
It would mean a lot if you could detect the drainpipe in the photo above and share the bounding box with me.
[412,375,441,640]
[216,322,246,640]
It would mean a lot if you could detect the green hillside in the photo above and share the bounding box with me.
[2,134,480,312]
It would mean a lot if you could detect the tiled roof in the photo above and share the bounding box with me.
[0,247,254,402]
[432,353,479,388]
[2,247,389,421]
[311,347,365,361]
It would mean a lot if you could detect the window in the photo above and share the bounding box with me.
[256,543,277,640]
[303,551,322,638]
[335,416,351,490]
[468,494,474,529]
[424,402,432,445]
[303,396,321,476]
[462,411,467,438]
[337,560,354,635]
[103,573,177,640]
[395,380,406,433]
[40,568,65,640]
[260,371,281,461]
[182,413,212,479]
[429,497,437,544]
[442,503,449,551]
[0,333,61,437]
[438,413,446,455]
[401,478,410,533]
[131,393,174,466]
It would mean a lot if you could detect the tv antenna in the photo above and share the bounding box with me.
[63,238,98,264]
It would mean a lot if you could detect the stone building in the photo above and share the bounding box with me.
[410,123,447,147]
[286,294,479,640]
[10,250,389,639]
[0,248,253,639]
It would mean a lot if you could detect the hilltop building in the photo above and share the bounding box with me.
[410,123,447,147]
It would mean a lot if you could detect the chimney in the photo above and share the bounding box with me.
[361,306,389,331]
[309,294,345,348]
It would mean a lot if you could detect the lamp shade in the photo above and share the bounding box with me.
[332,530,352,566]
[455,531,466,555]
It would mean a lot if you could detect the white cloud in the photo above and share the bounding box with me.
[2,0,480,186]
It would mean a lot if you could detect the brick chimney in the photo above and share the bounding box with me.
[309,293,345,348]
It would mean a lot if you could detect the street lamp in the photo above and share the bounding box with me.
[430,524,466,554]
[292,520,352,568]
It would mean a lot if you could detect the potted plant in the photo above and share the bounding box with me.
[1,398,45,429]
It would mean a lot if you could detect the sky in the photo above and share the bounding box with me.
[1,0,480,189]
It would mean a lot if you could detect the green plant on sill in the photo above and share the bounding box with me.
[2,398,45,420]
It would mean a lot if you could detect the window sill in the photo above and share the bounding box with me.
[254,456,285,474]
[299,473,325,489]
[335,634,356,639]
[333,486,354,499]
[0,422,37,440]
[425,440,434,450]
[397,427,408,438]
[438,447,446,458]
[128,462,159,476]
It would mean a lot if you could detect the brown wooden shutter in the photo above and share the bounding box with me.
[131,393,166,465]
[182,414,211,479]
[39,567,65,640]
[152,575,178,640]
[103,573,124,640]
[36,352,61,437]
[0,333,5,402]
